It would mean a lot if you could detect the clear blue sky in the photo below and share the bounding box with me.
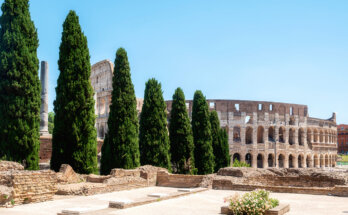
[2,0,348,123]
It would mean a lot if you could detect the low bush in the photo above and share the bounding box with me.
[224,189,279,215]
[232,159,251,167]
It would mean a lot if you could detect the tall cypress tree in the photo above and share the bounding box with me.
[100,48,140,175]
[0,0,40,170]
[139,79,171,170]
[51,11,97,174]
[191,91,214,174]
[169,88,195,174]
[210,110,230,172]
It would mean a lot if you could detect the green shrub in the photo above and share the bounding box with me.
[232,159,251,167]
[225,189,279,215]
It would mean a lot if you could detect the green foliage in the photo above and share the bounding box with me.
[191,91,214,174]
[0,0,41,170]
[232,158,251,167]
[210,111,230,172]
[100,48,140,175]
[225,189,279,215]
[48,112,54,134]
[139,79,171,171]
[51,11,97,174]
[10,199,14,205]
[169,88,196,174]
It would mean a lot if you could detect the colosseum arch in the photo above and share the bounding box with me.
[257,153,264,168]
[278,154,285,168]
[268,153,275,167]
[99,124,105,139]
[314,154,319,168]
[289,128,295,145]
[245,153,252,166]
[232,153,241,163]
[319,130,324,143]
[257,126,264,143]
[268,126,275,142]
[246,127,253,144]
[298,154,304,168]
[288,154,295,168]
[298,128,305,146]
[313,129,319,142]
[279,127,285,143]
[233,126,241,142]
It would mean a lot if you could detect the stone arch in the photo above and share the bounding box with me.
[257,154,264,168]
[257,126,264,143]
[307,128,312,144]
[245,127,253,144]
[245,153,252,166]
[268,126,275,142]
[278,154,285,168]
[232,153,241,163]
[319,130,324,143]
[325,154,329,167]
[313,129,319,142]
[289,128,295,145]
[279,127,285,143]
[298,128,305,146]
[99,124,105,138]
[289,154,295,168]
[298,154,304,168]
[268,154,274,167]
[99,97,106,115]
[320,154,325,167]
[314,154,319,168]
[233,126,241,142]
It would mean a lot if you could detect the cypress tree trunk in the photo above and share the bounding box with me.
[100,48,140,175]
[169,88,195,174]
[139,79,171,170]
[191,91,214,174]
[51,11,97,174]
[210,110,230,172]
[0,0,41,170]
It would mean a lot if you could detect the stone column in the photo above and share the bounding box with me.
[40,61,49,136]
[252,153,257,169]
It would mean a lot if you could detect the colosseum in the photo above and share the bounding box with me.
[90,60,143,139]
[166,100,338,169]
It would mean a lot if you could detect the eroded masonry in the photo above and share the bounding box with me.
[166,100,338,169]
[90,60,143,139]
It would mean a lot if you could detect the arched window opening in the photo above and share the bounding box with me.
[279,127,285,143]
[278,154,285,168]
[268,154,274,167]
[245,153,252,166]
[257,154,263,168]
[268,127,275,142]
[233,126,241,142]
[246,127,253,144]
[257,126,264,143]
[289,128,295,145]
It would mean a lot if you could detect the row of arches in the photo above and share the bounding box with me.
[232,152,337,168]
[233,126,336,145]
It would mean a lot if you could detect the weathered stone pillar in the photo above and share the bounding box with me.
[293,155,298,168]
[40,61,49,136]
[284,156,289,168]
[252,153,257,169]
[263,155,268,168]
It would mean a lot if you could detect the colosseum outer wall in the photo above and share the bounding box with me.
[166,100,338,169]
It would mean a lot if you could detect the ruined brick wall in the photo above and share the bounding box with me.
[0,170,57,206]
[156,171,204,188]
[39,135,52,163]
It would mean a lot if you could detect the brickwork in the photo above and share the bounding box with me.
[166,99,338,169]
[156,171,205,188]
[39,135,52,162]
[337,124,348,153]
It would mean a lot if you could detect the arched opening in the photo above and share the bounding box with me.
[314,129,319,142]
[279,127,285,143]
[298,154,303,168]
[320,154,324,167]
[245,153,252,166]
[325,154,329,167]
[298,128,304,146]
[314,154,319,167]
[268,126,275,142]
[257,126,264,143]
[233,126,241,142]
[99,125,105,139]
[319,130,324,143]
[307,128,312,144]
[306,155,311,168]
[257,154,263,168]
[278,154,285,168]
[246,127,253,144]
[99,98,106,115]
[289,154,294,168]
[289,128,295,145]
[268,154,274,167]
[232,153,241,163]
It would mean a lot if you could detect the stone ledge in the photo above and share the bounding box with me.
[221,204,290,215]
